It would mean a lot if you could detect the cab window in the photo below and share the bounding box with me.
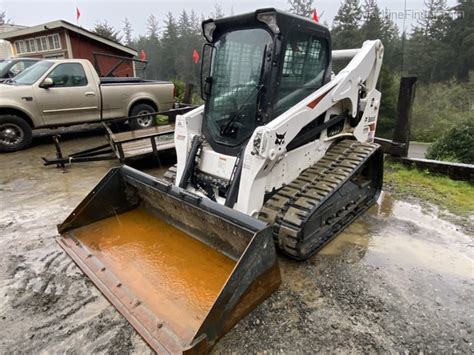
[274,32,329,118]
[46,63,88,87]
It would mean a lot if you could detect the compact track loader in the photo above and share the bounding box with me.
[57,8,384,354]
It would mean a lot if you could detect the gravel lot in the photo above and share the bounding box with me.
[0,132,472,353]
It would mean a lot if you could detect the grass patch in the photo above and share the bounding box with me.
[155,115,170,125]
[384,162,474,215]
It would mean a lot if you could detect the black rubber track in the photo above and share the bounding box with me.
[259,139,383,260]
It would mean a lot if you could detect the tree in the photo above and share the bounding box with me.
[92,21,122,43]
[211,4,225,19]
[0,11,10,25]
[332,0,363,49]
[147,14,159,39]
[189,10,201,33]
[444,0,474,81]
[287,0,314,16]
[175,10,204,85]
[122,18,133,46]
[141,15,161,80]
[361,0,400,69]
[159,12,179,79]
[405,0,453,82]
[362,0,383,40]
[417,0,450,41]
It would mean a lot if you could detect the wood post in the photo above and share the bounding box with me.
[184,83,195,104]
[392,76,417,157]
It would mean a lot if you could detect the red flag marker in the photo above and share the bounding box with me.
[140,49,147,61]
[311,9,319,23]
[76,7,81,21]
[193,49,199,64]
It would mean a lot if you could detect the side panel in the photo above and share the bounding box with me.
[0,88,41,126]
[174,106,204,185]
[33,62,101,125]
[100,83,174,120]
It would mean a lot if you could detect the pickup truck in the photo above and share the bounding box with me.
[0,59,175,152]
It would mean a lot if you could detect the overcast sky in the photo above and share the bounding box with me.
[0,0,458,38]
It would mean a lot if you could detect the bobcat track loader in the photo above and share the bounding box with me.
[57,8,384,354]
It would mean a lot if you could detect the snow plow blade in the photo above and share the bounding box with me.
[57,165,281,354]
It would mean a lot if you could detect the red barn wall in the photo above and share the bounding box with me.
[68,31,134,77]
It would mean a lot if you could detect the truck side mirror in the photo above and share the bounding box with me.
[200,43,215,101]
[40,77,54,89]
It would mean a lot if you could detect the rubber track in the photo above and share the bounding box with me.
[259,140,380,259]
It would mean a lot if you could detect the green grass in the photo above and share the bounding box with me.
[384,162,474,215]
[155,115,170,125]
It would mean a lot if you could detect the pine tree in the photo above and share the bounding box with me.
[122,18,133,46]
[0,11,9,25]
[91,21,122,43]
[174,10,205,85]
[418,0,450,41]
[287,0,314,16]
[405,0,453,82]
[160,12,179,79]
[361,0,400,69]
[332,0,363,49]
[211,4,225,19]
[147,14,159,39]
[143,15,161,80]
[362,0,383,40]
[178,10,191,38]
[444,0,474,81]
[189,10,201,33]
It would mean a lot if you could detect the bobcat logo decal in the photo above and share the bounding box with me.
[275,132,286,145]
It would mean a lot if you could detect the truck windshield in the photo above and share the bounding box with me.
[13,61,53,85]
[205,28,272,147]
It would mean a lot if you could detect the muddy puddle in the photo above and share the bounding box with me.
[321,192,473,280]
[1,135,473,353]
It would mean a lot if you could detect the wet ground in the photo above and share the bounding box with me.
[0,133,472,353]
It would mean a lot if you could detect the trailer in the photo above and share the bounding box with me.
[42,105,196,168]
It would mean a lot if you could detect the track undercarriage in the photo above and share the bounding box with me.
[259,139,383,260]
[165,139,384,260]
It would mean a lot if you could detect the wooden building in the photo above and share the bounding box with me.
[0,20,137,76]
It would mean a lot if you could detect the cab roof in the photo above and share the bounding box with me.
[204,8,330,42]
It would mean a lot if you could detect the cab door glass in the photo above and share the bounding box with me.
[274,32,329,118]
[46,63,88,87]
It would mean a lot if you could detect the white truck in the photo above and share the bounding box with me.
[0,59,175,152]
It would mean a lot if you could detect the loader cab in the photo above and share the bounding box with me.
[201,8,332,156]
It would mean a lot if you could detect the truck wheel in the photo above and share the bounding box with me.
[129,103,157,130]
[0,115,33,152]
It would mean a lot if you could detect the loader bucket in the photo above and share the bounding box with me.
[57,165,281,354]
